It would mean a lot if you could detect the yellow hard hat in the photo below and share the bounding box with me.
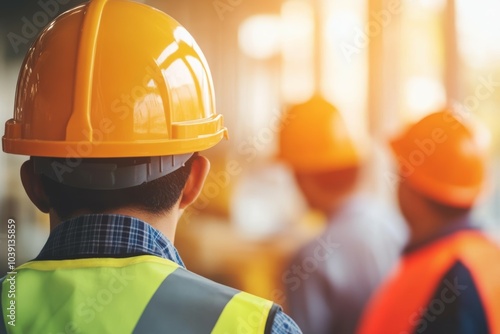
[391,110,490,207]
[278,95,360,173]
[3,0,228,158]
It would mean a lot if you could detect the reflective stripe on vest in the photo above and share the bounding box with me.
[357,230,500,334]
[1,255,276,334]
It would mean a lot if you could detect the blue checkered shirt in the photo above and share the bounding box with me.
[36,214,301,334]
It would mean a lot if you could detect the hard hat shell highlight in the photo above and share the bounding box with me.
[278,96,360,173]
[3,0,228,158]
[390,110,489,208]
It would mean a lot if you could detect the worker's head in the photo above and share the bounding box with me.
[278,96,361,212]
[390,110,490,231]
[19,154,209,222]
[2,0,227,222]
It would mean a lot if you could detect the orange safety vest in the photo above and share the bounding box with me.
[357,230,500,334]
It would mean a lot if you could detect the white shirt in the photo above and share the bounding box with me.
[285,194,408,334]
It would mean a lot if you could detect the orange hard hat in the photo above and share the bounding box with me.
[390,110,490,207]
[3,0,228,158]
[278,95,360,173]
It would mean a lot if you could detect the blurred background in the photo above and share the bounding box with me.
[0,0,499,308]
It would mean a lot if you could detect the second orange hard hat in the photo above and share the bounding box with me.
[278,96,360,173]
[391,110,490,208]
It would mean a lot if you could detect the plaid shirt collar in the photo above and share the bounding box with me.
[35,214,185,267]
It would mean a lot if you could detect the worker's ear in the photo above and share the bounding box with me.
[20,159,50,213]
[179,155,210,209]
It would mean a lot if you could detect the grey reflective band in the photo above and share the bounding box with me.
[133,267,239,334]
[33,153,193,190]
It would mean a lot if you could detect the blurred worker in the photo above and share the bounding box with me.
[357,110,500,334]
[0,1,301,333]
[279,96,407,334]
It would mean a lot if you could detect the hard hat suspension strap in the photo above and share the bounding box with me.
[32,153,194,190]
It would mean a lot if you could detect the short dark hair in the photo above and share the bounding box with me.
[295,165,360,191]
[40,155,196,220]
[424,195,472,219]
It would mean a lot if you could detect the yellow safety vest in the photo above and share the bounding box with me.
[0,255,277,334]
